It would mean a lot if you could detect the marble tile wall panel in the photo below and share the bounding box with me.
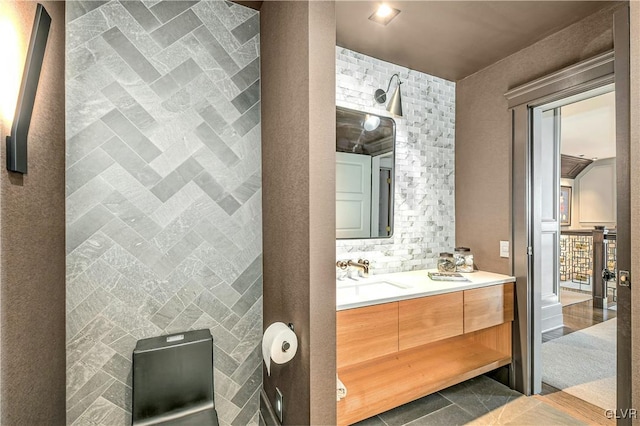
[66,2,261,425]
[335,47,456,274]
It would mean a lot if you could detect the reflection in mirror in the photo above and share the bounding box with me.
[336,106,395,239]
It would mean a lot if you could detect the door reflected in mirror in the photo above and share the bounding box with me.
[336,106,395,239]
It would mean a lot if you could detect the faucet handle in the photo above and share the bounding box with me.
[336,260,349,270]
[358,259,369,266]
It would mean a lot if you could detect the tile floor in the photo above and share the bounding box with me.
[353,375,585,426]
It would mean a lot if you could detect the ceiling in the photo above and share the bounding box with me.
[336,1,614,81]
[561,91,616,160]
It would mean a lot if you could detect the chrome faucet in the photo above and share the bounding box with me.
[348,259,370,278]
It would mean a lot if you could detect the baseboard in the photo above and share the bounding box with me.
[541,301,564,333]
[260,388,281,426]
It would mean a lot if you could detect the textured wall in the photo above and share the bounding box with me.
[65,1,262,425]
[335,47,456,274]
[0,1,66,423]
[456,4,621,274]
[261,1,336,424]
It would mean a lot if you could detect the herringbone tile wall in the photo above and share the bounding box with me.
[65,2,262,425]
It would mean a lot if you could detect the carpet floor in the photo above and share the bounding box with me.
[541,318,616,410]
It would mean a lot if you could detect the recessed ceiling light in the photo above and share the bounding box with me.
[376,4,393,17]
[369,4,400,26]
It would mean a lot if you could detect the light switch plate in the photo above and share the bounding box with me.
[500,241,510,258]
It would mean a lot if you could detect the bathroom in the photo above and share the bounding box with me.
[0,1,639,425]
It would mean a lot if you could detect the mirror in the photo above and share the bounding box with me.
[336,106,395,239]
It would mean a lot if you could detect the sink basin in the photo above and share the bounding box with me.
[337,280,411,299]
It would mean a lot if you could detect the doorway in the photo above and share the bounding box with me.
[532,87,618,412]
[507,7,631,422]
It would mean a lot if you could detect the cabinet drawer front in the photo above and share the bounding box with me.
[464,283,514,333]
[398,292,463,350]
[337,302,398,368]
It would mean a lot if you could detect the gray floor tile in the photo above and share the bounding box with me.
[439,375,522,421]
[351,415,386,426]
[406,404,475,426]
[379,393,452,425]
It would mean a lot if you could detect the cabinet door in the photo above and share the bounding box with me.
[337,302,398,368]
[398,292,463,350]
[464,283,514,333]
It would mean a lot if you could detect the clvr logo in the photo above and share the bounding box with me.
[605,409,638,419]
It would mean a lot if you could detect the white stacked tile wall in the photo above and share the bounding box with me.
[336,47,456,274]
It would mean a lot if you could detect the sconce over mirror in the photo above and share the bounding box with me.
[336,106,395,239]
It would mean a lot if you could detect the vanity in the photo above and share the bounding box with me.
[336,270,515,425]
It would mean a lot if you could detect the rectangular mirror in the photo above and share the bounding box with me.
[336,106,395,239]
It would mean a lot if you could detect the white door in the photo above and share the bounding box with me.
[531,106,562,394]
[336,152,372,239]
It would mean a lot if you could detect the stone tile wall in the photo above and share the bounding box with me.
[336,47,456,274]
[65,2,261,425]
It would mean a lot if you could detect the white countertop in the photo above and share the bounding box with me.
[336,269,516,311]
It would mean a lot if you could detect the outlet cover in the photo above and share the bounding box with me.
[500,241,510,258]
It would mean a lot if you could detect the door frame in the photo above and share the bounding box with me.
[505,7,631,418]
[506,48,615,396]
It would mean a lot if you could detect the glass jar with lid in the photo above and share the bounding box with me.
[454,247,474,273]
[437,252,456,273]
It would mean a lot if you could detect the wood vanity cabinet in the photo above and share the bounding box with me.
[398,292,463,350]
[337,282,515,426]
[464,284,514,332]
[336,302,398,369]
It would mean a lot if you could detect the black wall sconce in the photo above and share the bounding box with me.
[6,3,51,174]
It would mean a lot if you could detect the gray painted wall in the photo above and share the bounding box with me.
[455,4,619,274]
[335,47,456,274]
[65,1,262,425]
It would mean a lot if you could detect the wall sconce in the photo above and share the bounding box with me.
[6,3,51,174]
[374,73,403,117]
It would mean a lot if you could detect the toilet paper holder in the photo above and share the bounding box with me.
[282,323,294,352]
